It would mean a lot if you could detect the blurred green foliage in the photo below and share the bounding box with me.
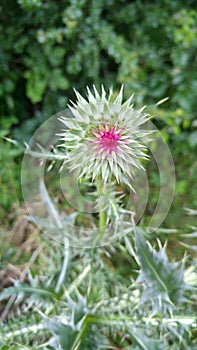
[1,0,197,134]
[0,0,197,214]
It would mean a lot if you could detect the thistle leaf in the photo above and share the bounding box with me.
[135,230,189,314]
[129,327,166,350]
[48,320,77,349]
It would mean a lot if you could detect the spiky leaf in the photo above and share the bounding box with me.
[135,230,189,314]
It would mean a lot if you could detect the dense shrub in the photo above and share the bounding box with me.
[0,0,197,141]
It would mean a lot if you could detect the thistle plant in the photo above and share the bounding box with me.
[56,86,153,241]
[1,86,196,350]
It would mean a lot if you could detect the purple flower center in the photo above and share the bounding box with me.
[91,124,124,158]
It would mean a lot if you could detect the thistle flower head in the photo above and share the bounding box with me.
[59,86,153,184]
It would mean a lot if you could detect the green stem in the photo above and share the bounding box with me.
[96,176,107,236]
[99,207,107,235]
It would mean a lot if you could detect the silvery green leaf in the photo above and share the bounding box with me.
[135,230,189,315]
[128,327,167,350]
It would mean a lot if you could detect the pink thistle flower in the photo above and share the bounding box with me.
[91,124,125,159]
[58,86,153,184]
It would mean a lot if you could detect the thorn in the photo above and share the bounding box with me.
[156,97,169,105]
